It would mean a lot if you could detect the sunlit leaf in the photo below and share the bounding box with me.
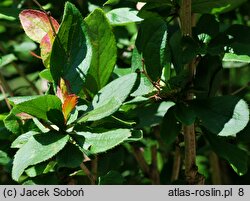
[12,132,69,181]
[62,94,78,121]
[19,9,59,43]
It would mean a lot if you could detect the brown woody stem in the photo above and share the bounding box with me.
[80,162,96,185]
[180,0,204,184]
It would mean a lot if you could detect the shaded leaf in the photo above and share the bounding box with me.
[56,143,83,168]
[194,55,223,98]
[46,109,65,129]
[206,131,248,175]
[174,103,196,125]
[135,101,175,128]
[98,170,124,184]
[25,161,57,177]
[136,17,169,80]
[50,2,92,94]
[161,108,181,149]
[190,96,249,136]
[192,0,247,14]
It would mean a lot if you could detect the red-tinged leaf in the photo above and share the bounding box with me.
[56,78,71,102]
[62,94,78,121]
[40,30,55,68]
[19,9,59,43]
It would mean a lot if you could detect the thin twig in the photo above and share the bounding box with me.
[0,43,41,95]
[0,83,11,110]
[231,82,250,95]
[80,162,96,185]
[32,0,57,37]
[0,73,14,97]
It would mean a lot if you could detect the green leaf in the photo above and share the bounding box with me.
[223,53,250,64]
[79,98,121,122]
[104,0,120,5]
[98,170,124,184]
[129,0,173,3]
[76,129,132,154]
[8,96,41,106]
[131,46,143,72]
[50,2,92,94]
[169,30,183,74]
[4,113,22,134]
[136,17,169,80]
[25,161,57,177]
[192,0,247,14]
[79,73,138,122]
[218,99,249,137]
[19,9,59,43]
[161,108,181,149]
[56,143,83,168]
[174,103,196,125]
[0,54,17,68]
[46,109,65,129]
[106,8,143,26]
[11,131,39,149]
[0,7,19,21]
[0,150,11,165]
[135,101,175,128]
[85,9,117,94]
[39,69,53,82]
[130,75,155,97]
[92,73,138,108]
[11,95,62,121]
[195,14,219,38]
[206,131,248,175]
[190,96,249,137]
[12,132,69,181]
[194,55,223,98]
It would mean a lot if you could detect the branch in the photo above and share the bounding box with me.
[0,82,11,110]
[132,145,150,175]
[180,0,204,184]
[80,162,96,185]
[91,156,98,182]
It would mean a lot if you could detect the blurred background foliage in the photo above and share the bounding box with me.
[0,0,250,184]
